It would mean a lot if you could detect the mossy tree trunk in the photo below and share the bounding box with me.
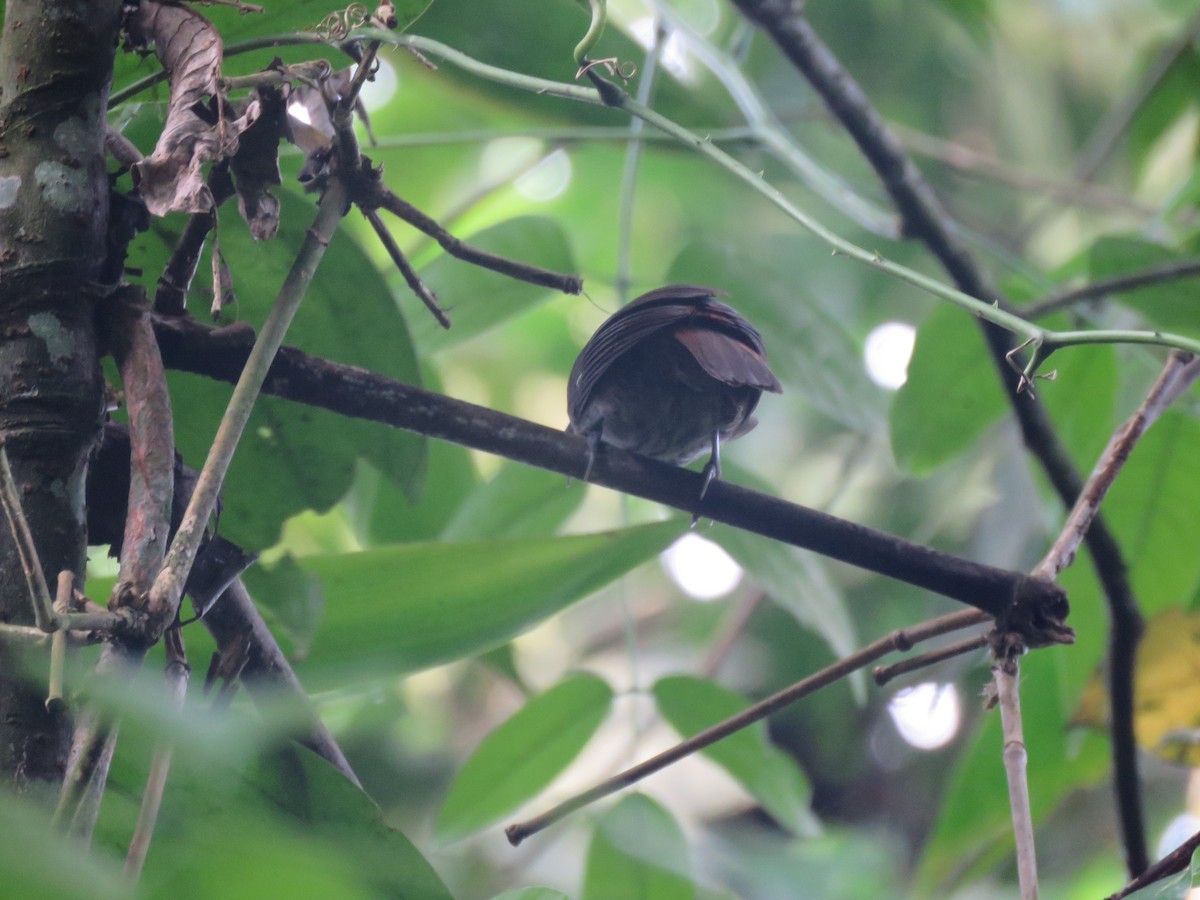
[0,0,122,795]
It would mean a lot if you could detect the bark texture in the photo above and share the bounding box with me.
[0,0,121,793]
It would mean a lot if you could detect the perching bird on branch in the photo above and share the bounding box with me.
[567,284,782,503]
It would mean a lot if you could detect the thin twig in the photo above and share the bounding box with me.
[147,178,349,641]
[1022,258,1200,320]
[505,608,988,845]
[615,19,665,303]
[124,629,190,881]
[368,182,583,295]
[872,632,988,687]
[363,208,451,328]
[994,654,1038,900]
[1036,352,1200,581]
[53,644,144,841]
[46,572,73,711]
[0,444,56,631]
[891,123,1156,217]
[699,590,763,679]
[1107,827,1200,899]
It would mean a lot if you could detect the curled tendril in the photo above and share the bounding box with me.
[313,2,370,41]
[575,56,638,84]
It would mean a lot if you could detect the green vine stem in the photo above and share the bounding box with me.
[108,29,1200,378]
[146,178,349,636]
[574,0,608,68]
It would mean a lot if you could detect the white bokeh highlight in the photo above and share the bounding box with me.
[661,533,743,601]
[888,682,961,750]
[864,321,916,390]
[514,148,573,202]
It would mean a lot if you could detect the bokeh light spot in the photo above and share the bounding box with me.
[864,321,916,390]
[888,682,960,750]
[661,533,743,601]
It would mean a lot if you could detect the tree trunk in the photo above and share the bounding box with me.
[0,0,121,795]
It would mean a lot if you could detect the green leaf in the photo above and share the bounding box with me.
[411,216,577,353]
[242,553,326,658]
[1038,342,1118,469]
[102,743,453,900]
[297,521,686,681]
[351,423,479,546]
[440,461,584,540]
[653,675,819,836]
[711,525,858,666]
[1107,411,1200,607]
[436,672,613,842]
[582,795,696,900]
[1086,236,1200,335]
[145,189,424,550]
[0,789,128,900]
[890,305,1005,473]
[489,891,571,900]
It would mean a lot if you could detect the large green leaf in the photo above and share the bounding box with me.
[653,675,819,836]
[139,189,425,551]
[102,743,453,900]
[711,525,858,666]
[1086,236,1200,336]
[582,794,696,900]
[1106,411,1200,607]
[890,305,1004,474]
[0,790,128,900]
[296,521,686,681]
[440,461,584,540]
[409,0,738,127]
[436,672,613,842]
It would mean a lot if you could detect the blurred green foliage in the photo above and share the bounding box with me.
[5,0,1200,896]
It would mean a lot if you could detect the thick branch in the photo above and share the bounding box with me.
[152,314,1069,635]
[100,287,175,610]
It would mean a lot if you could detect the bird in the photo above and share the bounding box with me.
[567,284,782,511]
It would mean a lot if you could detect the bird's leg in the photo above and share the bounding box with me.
[692,430,721,526]
[581,425,602,483]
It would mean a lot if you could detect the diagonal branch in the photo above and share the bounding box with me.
[147,177,348,642]
[506,608,988,845]
[725,0,1150,875]
[151,313,1071,640]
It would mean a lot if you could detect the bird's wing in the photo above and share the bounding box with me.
[673,325,782,392]
[568,286,725,420]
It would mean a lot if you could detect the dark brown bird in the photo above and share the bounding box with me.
[567,284,782,503]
